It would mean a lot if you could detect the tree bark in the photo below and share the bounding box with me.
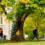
[0,0,2,2]
[11,16,24,41]
[11,13,29,41]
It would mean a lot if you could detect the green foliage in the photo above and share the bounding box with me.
[6,13,13,20]
[28,31,34,39]
[11,21,17,39]
[24,11,45,39]
[7,0,15,6]
[0,0,45,20]
[11,13,18,39]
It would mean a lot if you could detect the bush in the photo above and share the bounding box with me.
[25,31,34,40]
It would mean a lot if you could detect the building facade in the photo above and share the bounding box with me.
[0,15,12,40]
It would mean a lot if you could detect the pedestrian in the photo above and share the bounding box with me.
[0,28,2,40]
[32,27,39,40]
[1,31,4,41]
[0,32,1,40]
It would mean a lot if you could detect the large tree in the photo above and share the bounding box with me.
[0,0,45,41]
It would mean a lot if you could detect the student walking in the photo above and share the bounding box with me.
[0,28,4,41]
[0,32,1,40]
[1,31,4,40]
[32,27,39,40]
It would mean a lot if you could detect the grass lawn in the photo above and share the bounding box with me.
[0,40,45,45]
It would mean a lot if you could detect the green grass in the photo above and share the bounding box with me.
[0,40,45,45]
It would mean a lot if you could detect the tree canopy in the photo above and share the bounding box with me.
[0,0,45,21]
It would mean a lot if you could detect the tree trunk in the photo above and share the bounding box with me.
[11,19,25,41]
[0,0,2,2]
[11,13,29,41]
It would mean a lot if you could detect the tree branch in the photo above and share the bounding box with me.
[21,13,29,22]
[1,5,7,15]
[0,4,7,15]
[20,3,25,8]
[0,0,2,2]
[0,0,7,15]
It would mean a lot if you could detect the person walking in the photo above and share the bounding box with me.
[32,27,39,40]
[1,31,4,41]
[0,32,1,40]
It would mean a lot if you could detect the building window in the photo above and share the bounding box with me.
[0,16,3,24]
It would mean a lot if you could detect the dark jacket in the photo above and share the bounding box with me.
[1,31,3,38]
[0,33,1,36]
[33,29,37,35]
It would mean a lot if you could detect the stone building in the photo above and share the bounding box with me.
[0,15,12,40]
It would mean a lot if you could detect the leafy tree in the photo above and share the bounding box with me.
[24,8,45,39]
[0,0,45,41]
